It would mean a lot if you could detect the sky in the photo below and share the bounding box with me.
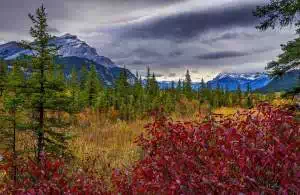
[0,0,297,81]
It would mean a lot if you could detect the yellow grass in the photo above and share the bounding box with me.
[70,109,148,183]
[213,107,240,116]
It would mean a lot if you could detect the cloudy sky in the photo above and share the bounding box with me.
[0,0,297,81]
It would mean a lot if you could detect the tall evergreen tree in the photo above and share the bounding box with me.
[236,84,242,106]
[86,64,102,107]
[254,0,300,76]
[176,79,182,94]
[68,66,80,112]
[0,61,26,182]
[79,65,89,90]
[0,60,8,96]
[183,70,192,99]
[146,66,151,93]
[20,5,72,161]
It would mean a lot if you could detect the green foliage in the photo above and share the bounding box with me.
[0,60,8,96]
[254,0,300,76]
[18,5,73,161]
[254,0,300,31]
[183,70,192,99]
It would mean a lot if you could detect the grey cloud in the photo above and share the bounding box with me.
[121,2,261,41]
[133,48,163,58]
[195,51,249,60]
[202,32,259,44]
[169,50,183,57]
[48,27,60,33]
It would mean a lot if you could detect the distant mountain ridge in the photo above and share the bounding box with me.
[257,70,300,92]
[157,71,299,92]
[0,34,135,85]
[207,72,271,91]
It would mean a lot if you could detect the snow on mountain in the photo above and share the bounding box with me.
[208,72,271,91]
[157,73,271,91]
[0,33,116,68]
[50,34,116,68]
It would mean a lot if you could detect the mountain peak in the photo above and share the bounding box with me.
[209,72,271,91]
[0,33,116,68]
[60,33,78,39]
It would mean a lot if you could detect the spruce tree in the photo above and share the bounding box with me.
[19,5,72,161]
[146,66,151,93]
[176,79,182,100]
[68,66,80,112]
[86,64,102,107]
[0,61,26,182]
[79,65,89,89]
[236,84,242,106]
[254,0,300,76]
[0,60,8,96]
[183,70,192,99]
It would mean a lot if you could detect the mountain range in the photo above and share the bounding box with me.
[207,72,271,91]
[158,71,299,92]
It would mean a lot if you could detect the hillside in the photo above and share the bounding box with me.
[257,70,300,92]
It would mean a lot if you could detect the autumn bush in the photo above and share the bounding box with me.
[0,154,109,194]
[113,103,300,194]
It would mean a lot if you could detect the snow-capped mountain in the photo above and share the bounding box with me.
[207,72,271,91]
[0,34,135,85]
[50,34,116,68]
[156,73,271,91]
[0,33,116,68]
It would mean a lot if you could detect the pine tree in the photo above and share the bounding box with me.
[176,79,182,100]
[19,5,73,161]
[79,65,89,90]
[86,64,102,107]
[236,84,242,106]
[0,61,26,182]
[68,66,80,112]
[254,0,300,76]
[183,70,192,99]
[0,60,8,96]
[115,67,131,120]
[171,81,175,91]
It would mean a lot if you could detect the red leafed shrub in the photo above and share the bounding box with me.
[113,103,300,194]
[0,154,110,195]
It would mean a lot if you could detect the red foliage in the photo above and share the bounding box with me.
[113,104,300,194]
[0,154,109,195]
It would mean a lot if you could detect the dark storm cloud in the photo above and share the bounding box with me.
[131,60,150,66]
[169,50,183,57]
[195,51,249,60]
[121,2,260,41]
[202,32,259,44]
[65,0,185,5]
[133,48,163,58]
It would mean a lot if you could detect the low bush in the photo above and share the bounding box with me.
[0,154,109,194]
[113,103,300,194]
